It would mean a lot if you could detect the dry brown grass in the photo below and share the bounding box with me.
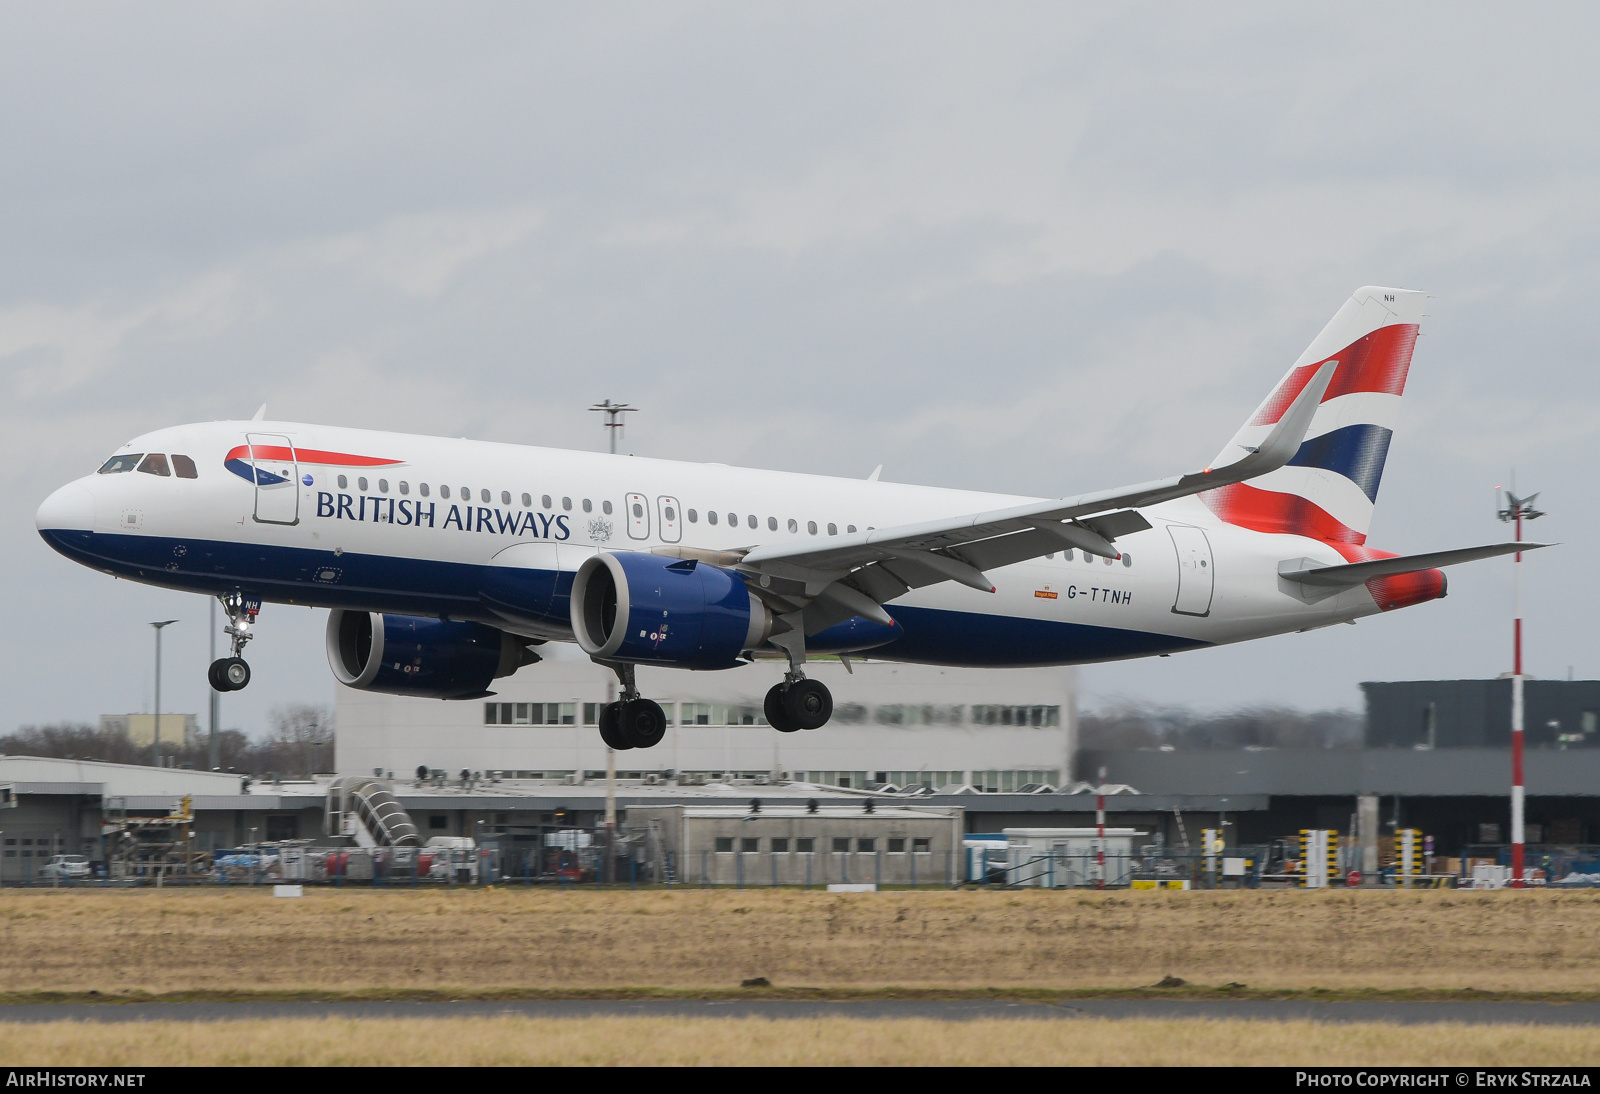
[1,1014,1595,1067]
[1,886,1598,995]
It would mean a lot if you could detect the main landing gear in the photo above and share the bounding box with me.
[764,631,833,733]
[596,663,668,751]
[208,593,257,693]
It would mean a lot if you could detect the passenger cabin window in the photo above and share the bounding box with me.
[481,489,490,503]
[378,479,389,493]
[98,454,142,474]
[441,486,451,499]
[602,500,613,515]
[687,509,698,523]
[171,454,198,479]
[542,495,551,509]
[137,453,171,477]
[358,477,368,491]
[338,474,349,490]
[768,517,778,531]
[787,518,797,533]
[502,491,512,505]
[583,499,592,512]
[400,482,410,495]
[521,493,531,507]
[807,520,817,535]
[562,497,572,511]
[708,511,718,525]
[827,523,837,535]
[747,514,757,529]
[420,483,430,497]
[847,525,857,533]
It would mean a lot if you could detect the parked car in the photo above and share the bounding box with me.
[38,854,91,881]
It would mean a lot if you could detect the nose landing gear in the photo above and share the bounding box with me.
[209,593,258,692]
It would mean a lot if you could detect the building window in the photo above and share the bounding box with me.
[715,837,734,853]
[796,838,814,853]
[913,838,931,852]
[831,838,850,853]
[583,703,601,726]
[771,838,789,853]
[428,816,448,830]
[741,838,760,853]
[857,838,875,853]
[888,838,906,853]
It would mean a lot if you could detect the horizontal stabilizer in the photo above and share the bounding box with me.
[1279,542,1551,587]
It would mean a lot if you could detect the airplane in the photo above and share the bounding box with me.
[35,286,1545,751]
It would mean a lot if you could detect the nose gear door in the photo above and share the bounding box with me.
[246,433,300,525]
[1168,524,1214,616]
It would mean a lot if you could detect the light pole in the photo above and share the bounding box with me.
[208,599,221,770]
[1497,485,1544,889]
[588,400,637,884]
[150,620,179,768]
[588,399,637,456]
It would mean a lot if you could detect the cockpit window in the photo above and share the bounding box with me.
[98,454,142,474]
[171,454,198,479]
[136,454,171,477]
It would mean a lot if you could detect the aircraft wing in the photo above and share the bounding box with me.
[729,361,1336,630]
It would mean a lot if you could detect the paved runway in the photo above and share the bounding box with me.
[0,999,1597,1025]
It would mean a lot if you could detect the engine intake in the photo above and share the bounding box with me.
[326,610,537,700]
[570,552,771,670]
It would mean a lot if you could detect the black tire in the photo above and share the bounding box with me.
[222,657,250,691]
[207,659,231,692]
[765,684,800,732]
[621,699,667,749]
[784,678,833,730]
[598,702,632,750]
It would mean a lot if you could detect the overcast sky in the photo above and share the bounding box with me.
[3,3,1596,737]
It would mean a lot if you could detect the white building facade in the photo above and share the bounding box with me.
[336,649,1076,791]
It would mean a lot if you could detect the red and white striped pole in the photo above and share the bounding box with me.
[1498,485,1543,890]
[1096,765,1107,891]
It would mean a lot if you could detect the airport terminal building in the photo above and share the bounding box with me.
[335,649,1077,793]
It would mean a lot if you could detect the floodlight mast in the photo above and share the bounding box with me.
[1497,482,1544,889]
[588,399,638,457]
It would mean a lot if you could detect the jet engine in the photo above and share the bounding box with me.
[326,609,538,700]
[570,552,773,670]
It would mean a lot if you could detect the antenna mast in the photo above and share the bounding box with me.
[588,399,638,456]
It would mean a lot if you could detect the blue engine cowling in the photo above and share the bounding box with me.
[325,610,537,700]
[570,552,773,670]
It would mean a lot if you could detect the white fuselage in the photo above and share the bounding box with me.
[37,419,1388,670]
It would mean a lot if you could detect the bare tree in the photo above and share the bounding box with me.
[265,704,335,777]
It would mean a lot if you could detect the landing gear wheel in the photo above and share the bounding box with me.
[783,678,832,730]
[598,702,632,751]
[618,698,667,749]
[765,684,800,733]
[210,657,250,692]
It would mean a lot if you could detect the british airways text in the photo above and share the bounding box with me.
[315,492,571,539]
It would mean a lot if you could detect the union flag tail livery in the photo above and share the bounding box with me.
[35,287,1544,748]
[1203,286,1424,546]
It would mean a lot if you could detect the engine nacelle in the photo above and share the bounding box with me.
[570,552,772,670]
[326,610,536,700]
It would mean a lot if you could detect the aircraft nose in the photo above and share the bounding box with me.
[36,482,95,533]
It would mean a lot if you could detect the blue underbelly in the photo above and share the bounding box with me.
[40,530,1206,666]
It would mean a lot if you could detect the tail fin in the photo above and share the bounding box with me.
[1201,286,1426,545]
